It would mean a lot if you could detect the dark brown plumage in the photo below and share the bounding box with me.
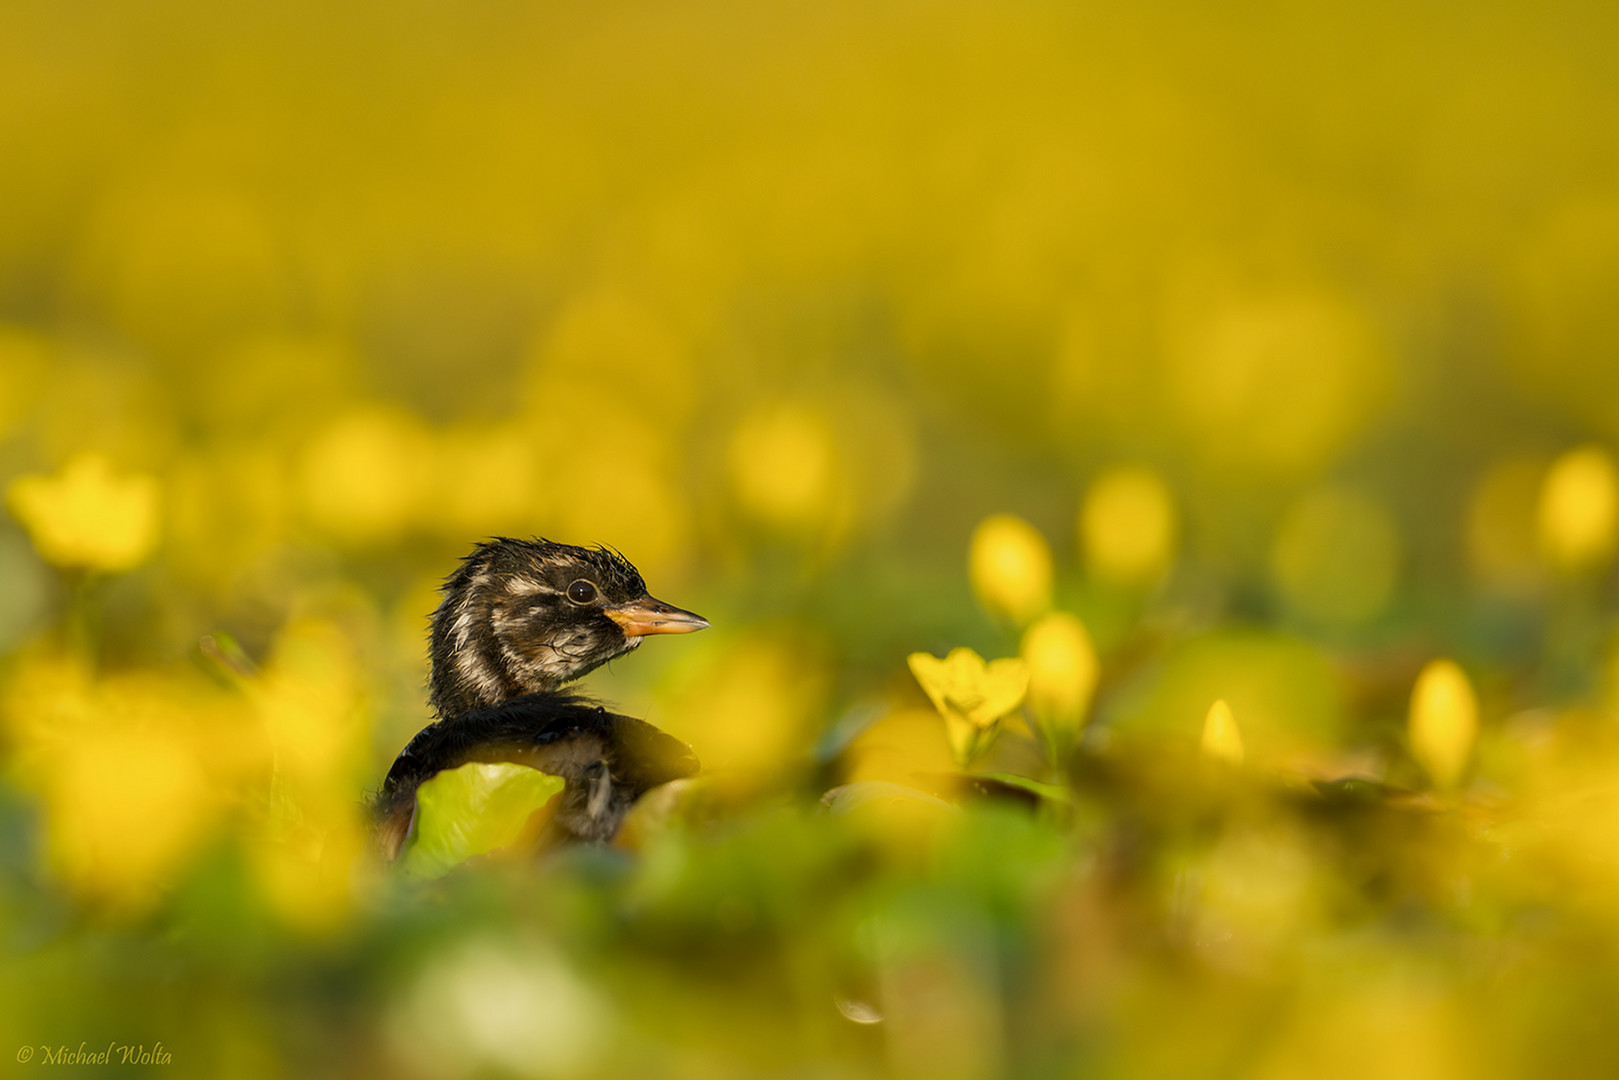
[374,538,707,861]
[374,692,700,860]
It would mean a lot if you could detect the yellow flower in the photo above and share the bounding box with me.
[44,726,211,907]
[1409,659,1478,791]
[1020,612,1099,739]
[0,657,261,912]
[297,407,436,543]
[1537,445,1619,573]
[969,514,1053,624]
[727,405,840,532]
[6,454,161,572]
[1201,699,1244,766]
[908,647,1028,766]
[1080,466,1178,586]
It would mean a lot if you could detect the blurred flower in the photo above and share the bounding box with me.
[0,656,260,911]
[1271,487,1400,626]
[5,453,160,572]
[845,708,962,788]
[1163,288,1389,472]
[298,406,437,544]
[1020,612,1099,742]
[1537,445,1619,573]
[1201,699,1244,766]
[248,617,373,929]
[251,812,371,937]
[1080,466,1178,586]
[44,725,212,907]
[253,618,367,785]
[969,514,1053,624]
[1409,660,1478,791]
[908,647,1028,767]
[727,404,841,533]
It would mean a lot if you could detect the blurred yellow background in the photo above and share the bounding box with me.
[3,0,1619,1076]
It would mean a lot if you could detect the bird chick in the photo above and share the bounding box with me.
[376,538,708,862]
[428,538,708,720]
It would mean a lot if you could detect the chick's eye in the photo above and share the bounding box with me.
[566,579,599,605]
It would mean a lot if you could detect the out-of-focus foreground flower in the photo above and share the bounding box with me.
[7,455,160,572]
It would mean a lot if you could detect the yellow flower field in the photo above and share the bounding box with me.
[3,0,1619,1076]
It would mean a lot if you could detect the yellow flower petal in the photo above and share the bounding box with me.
[908,647,1029,731]
[1021,612,1099,735]
[6,454,161,572]
[728,405,839,531]
[1201,699,1244,766]
[969,514,1053,624]
[1080,466,1178,586]
[1537,445,1619,573]
[1409,659,1477,791]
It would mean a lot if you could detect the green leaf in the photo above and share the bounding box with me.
[820,780,960,817]
[398,763,566,879]
[968,772,1073,805]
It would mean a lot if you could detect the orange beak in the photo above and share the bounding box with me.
[605,595,710,637]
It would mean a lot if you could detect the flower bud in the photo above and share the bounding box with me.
[1080,466,1177,586]
[969,514,1053,625]
[1537,445,1619,573]
[1021,612,1099,738]
[1201,699,1244,766]
[1409,659,1477,791]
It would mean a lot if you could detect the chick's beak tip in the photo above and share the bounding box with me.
[605,597,710,637]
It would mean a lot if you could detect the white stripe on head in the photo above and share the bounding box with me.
[503,575,554,596]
